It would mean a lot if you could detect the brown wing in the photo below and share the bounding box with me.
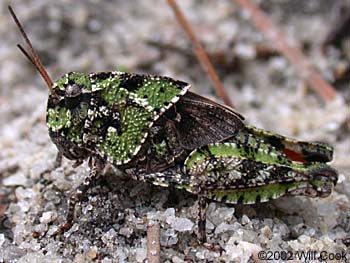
[175,92,244,149]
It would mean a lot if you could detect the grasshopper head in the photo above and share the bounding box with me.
[9,6,92,161]
[46,72,92,160]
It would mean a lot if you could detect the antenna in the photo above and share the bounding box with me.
[8,5,54,93]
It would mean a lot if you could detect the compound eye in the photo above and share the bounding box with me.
[65,84,82,109]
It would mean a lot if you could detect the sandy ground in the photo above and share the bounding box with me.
[0,0,349,262]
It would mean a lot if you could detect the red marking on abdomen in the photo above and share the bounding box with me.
[283,148,306,163]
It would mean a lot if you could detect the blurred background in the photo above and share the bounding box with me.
[0,0,349,262]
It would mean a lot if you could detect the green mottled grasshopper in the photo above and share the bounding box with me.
[9,6,337,242]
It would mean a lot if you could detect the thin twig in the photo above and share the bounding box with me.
[147,221,161,263]
[166,0,234,108]
[233,0,338,102]
[147,39,241,72]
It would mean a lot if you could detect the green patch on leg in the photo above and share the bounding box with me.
[244,125,334,163]
[185,142,307,174]
[207,181,306,204]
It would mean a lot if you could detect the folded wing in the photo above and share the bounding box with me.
[175,92,244,149]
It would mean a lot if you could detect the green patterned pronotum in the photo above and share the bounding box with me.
[9,5,338,242]
[47,72,191,164]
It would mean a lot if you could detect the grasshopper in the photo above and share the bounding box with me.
[9,6,338,242]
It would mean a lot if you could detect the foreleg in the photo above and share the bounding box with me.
[197,195,207,243]
[53,155,105,236]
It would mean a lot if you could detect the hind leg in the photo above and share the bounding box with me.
[242,125,333,163]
